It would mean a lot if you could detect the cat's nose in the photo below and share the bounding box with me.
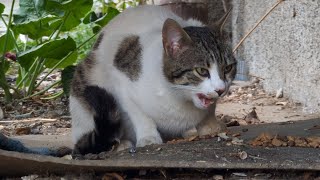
[215,88,225,96]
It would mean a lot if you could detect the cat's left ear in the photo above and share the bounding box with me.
[211,7,232,35]
[162,18,192,58]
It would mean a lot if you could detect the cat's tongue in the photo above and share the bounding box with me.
[197,94,214,108]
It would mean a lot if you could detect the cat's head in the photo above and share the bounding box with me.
[162,15,236,110]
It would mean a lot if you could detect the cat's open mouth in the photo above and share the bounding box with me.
[197,93,214,108]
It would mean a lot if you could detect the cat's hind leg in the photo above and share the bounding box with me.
[70,95,95,150]
[70,86,122,155]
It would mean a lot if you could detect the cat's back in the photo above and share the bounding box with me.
[94,5,203,63]
[89,6,181,87]
[103,5,182,36]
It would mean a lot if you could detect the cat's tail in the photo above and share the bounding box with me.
[0,132,71,156]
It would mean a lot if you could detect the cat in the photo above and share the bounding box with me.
[0,5,236,156]
[70,5,237,155]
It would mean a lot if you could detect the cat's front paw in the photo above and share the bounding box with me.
[116,140,133,152]
[136,135,163,147]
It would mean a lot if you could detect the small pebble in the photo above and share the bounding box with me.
[212,175,224,180]
[276,88,283,98]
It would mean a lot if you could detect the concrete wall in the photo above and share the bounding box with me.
[209,0,320,113]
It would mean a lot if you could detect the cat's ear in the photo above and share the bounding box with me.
[211,7,232,35]
[162,18,192,58]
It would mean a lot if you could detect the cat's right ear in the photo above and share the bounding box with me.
[162,18,192,58]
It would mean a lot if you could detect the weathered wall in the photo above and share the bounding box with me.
[210,0,320,113]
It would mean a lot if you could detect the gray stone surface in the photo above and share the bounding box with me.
[208,0,320,113]
[1,139,320,176]
[0,119,319,176]
[230,0,320,113]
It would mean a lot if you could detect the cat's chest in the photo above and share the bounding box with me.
[130,86,207,131]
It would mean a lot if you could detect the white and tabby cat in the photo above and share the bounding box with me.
[70,5,237,155]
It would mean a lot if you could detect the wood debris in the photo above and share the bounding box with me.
[250,133,320,148]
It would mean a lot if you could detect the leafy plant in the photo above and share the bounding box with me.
[0,0,128,101]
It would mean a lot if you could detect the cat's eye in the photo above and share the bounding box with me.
[194,67,210,78]
[224,65,233,73]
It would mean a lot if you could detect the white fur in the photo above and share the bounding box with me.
[70,96,95,143]
[71,5,222,146]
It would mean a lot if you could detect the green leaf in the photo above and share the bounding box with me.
[92,24,101,34]
[3,60,10,73]
[0,3,5,14]
[12,0,60,39]
[47,0,93,31]
[44,51,78,69]
[61,65,76,96]
[0,30,15,54]
[18,37,76,69]
[94,7,119,27]
[83,11,98,24]
[13,0,50,24]
[12,16,57,39]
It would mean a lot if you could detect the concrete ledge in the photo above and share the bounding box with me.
[1,119,319,176]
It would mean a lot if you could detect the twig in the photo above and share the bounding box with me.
[233,0,285,53]
[221,0,228,13]
[0,118,58,124]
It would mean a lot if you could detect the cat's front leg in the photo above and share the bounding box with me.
[134,115,163,147]
[125,101,162,147]
[134,116,163,147]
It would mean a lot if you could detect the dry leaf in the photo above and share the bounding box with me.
[61,155,72,160]
[276,101,288,106]
[188,135,198,141]
[212,175,224,180]
[232,133,241,137]
[15,127,31,135]
[250,133,320,148]
[226,121,240,127]
[217,132,229,140]
[237,119,248,125]
[231,137,244,145]
[232,172,247,177]
[271,137,283,147]
[102,173,124,180]
[245,107,259,124]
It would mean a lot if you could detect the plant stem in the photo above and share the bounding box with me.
[41,90,63,100]
[2,0,15,66]
[233,0,284,53]
[0,0,16,102]
[22,80,61,100]
[16,59,38,88]
[1,15,21,52]
[0,71,12,102]
[49,12,71,41]
[26,58,43,95]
